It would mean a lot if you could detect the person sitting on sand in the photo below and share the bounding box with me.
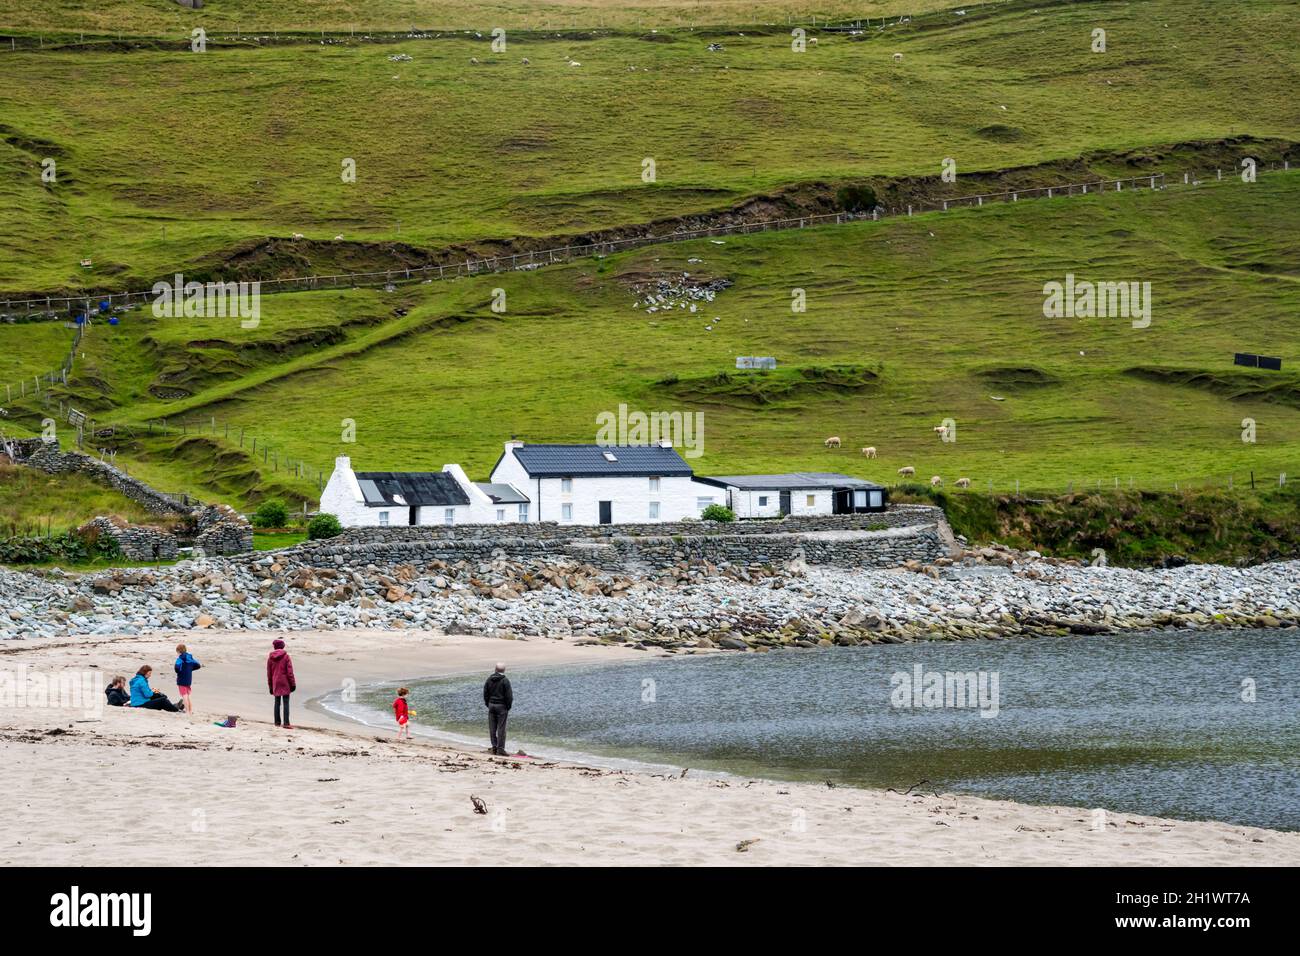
[129,666,182,712]
[483,662,513,756]
[105,675,129,707]
[174,643,201,715]
[394,687,411,740]
[267,638,296,729]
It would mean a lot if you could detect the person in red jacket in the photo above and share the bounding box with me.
[393,687,411,740]
[266,638,297,729]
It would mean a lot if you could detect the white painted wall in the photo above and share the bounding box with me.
[441,463,530,524]
[721,486,835,518]
[320,456,470,527]
[490,443,720,524]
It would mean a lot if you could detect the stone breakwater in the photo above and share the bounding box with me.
[2,545,1298,647]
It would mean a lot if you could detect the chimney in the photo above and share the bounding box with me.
[656,438,673,448]
[335,455,351,472]
[503,439,524,453]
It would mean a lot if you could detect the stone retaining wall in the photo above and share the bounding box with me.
[193,504,254,556]
[20,441,189,516]
[80,516,179,562]
[282,520,946,571]
[307,504,943,547]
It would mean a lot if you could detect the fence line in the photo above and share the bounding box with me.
[0,1,1015,53]
[904,471,1291,498]
[1,170,1227,318]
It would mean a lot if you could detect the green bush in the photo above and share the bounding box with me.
[252,498,289,529]
[701,504,735,523]
[307,513,343,540]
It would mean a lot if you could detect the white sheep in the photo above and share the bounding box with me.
[930,475,943,488]
[893,52,903,63]
[470,56,479,64]
[333,234,344,241]
[861,446,877,458]
[898,466,916,477]
[291,232,304,240]
[521,57,530,65]
[933,424,949,439]
[824,436,841,448]
[954,477,971,489]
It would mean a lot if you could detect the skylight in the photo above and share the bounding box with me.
[602,451,618,462]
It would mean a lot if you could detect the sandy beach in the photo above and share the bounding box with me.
[1,628,1295,866]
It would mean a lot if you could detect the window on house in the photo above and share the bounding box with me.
[869,490,883,508]
[696,497,714,510]
[378,511,390,526]
[518,503,529,522]
[806,495,816,507]
[758,496,768,507]
[561,503,573,522]
[854,490,867,508]
[496,508,505,522]
[649,501,660,520]
[444,508,455,525]
[561,478,572,494]
[649,477,660,492]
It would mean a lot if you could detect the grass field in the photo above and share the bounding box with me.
[1,0,1297,527]
[0,0,946,35]
[1,0,1296,293]
[4,173,1298,507]
[0,462,158,533]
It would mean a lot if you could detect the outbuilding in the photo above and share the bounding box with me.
[694,472,888,518]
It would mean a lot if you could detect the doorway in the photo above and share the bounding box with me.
[598,501,613,524]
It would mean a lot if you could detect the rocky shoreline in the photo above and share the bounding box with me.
[3,544,1299,647]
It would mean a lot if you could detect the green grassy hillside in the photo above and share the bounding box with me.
[0,0,942,35]
[1,0,1296,293]
[3,173,1298,507]
[1,0,1297,539]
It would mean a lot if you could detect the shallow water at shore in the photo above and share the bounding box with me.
[354,628,1300,830]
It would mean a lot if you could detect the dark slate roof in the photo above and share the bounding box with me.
[354,471,470,507]
[510,444,694,477]
[475,482,530,504]
[697,472,885,491]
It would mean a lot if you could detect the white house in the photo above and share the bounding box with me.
[489,440,721,524]
[321,456,531,527]
[694,473,888,518]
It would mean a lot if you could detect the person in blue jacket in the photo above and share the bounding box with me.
[129,665,181,712]
[174,643,201,714]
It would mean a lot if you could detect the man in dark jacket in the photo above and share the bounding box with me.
[483,663,513,756]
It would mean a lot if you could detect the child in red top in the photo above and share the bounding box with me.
[394,687,411,740]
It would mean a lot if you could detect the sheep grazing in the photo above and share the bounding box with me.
[333,234,344,241]
[291,232,304,240]
[470,56,479,64]
[954,477,971,489]
[824,436,841,448]
[861,446,877,458]
[930,475,943,488]
[893,52,903,63]
[521,57,530,65]
[933,424,949,439]
[897,466,916,477]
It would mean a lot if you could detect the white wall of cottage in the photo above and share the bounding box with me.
[490,443,720,524]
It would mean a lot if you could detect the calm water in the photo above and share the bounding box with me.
[343,629,1300,830]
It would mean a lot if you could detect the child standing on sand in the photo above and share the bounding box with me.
[174,643,201,714]
[394,687,411,740]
